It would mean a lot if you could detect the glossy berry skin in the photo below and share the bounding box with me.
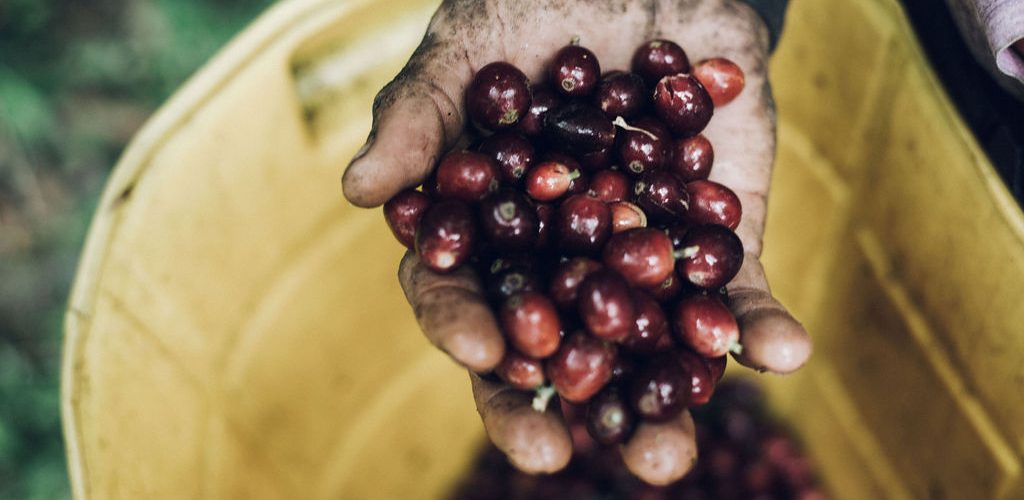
[526,161,579,201]
[486,265,541,302]
[549,257,603,310]
[664,222,693,250]
[555,194,612,255]
[653,74,714,137]
[646,273,684,303]
[543,101,616,155]
[673,349,714,406]
[518,86,560,137]
[479,190,539,250]
[668,134,714,182]
[578,147,614,172]
[586,385,636,445]
[616,116,669,176]
[435,150,498,202]
[610,201,647,233]
[677,224,744,290]
[693,57,746,106]
[629,353,690,421]
[602,228,675,288]
[415,200,477,273]
[383,189,431,248]
[595,72,647,118]
[495,351,546,390]
[673,292,740,357]
[546,332,617,403]
[578,270,637,341]
[633,170,690,223]
[705,355,727,383]
[550,44,601,97]
[621,292,670,355]
[478,132,535,184]
[631,39,690,84]
[534,202,554,248]
[589,170,631,203]
[685,180,742,230]
[500,292,562,358]
[466,61,532,130]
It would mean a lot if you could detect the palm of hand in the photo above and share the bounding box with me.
[343,0,810,485]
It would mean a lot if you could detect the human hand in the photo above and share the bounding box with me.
[342,0,811,485]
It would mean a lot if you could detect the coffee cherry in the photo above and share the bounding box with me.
[543,101,616,154]
[673,292,740,357]
[383,188,431,248]
[596,72,647,118]
[526,160,581,201]
[693,57,746,106]
[685,180,742,230]
[616,116,669,176]
[495,350,546,390]
[677,224,744,290]
[535,202,554,248]
[602,228,675,288]
[705,355,727,383]
[668,134,714,182]
[578,147,614,171]
[549,257,604,310]
[500,291,562,358]
[556,194,612,255]
[629,353,689,421]
[632,39,690,85]
[610,201,647,233]
[653,74,713,137]
[550,44,601,97]
[478,131,535,184]
[586,385,636,445]
[589,170,631,203]
[479,190,539,250]
[621,291,670,355]
[633,170,690,223]
[415,200,477,273]
[578,270,637,341]
[435,150,499,202]
[486,264,541,302]
[518,86,561,137]
[673,349,714,406]
[466,61,532,130]
[646,273,684,303]
[546,332,617,403]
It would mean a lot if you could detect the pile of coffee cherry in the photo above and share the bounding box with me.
[384,38,748,445]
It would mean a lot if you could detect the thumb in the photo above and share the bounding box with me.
[727,256,812,374]
[342,35,468,208]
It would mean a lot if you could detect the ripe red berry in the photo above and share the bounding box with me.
[495,350,546,390]
[629,353,690,421]
[478,131,535,184]
[415,200,477,273]
[589,170,631,203]
[705,354,727,383]
[546,332,617,403]
[668,134,714,182]
[616,116,669,176]
[692,57,746,106]
[550,44,601,97]
[602,228,675,288]
[621,291,670,355]
[631,39,690,85]
[578,147,614,171]
[653,74,714,137]
[610,201,647,233]
[479,190,539,250]
[466,61,532,130]
[555,194,612,255]
[543,101,616,155]
[673,292,740,358]
[525,160,580,201]
[595,72,647,118]
[673,349,714,406]
[517,86,560,137]
[685,180,742,230]
[586,385,636,445]
[500,291,562,358]
[677,224,744,290]
[633,170,690,223]
[646,273,684,303]
[577,270,637,341]
[383,188,431,248]
[549,257,604,310]
[435,150,498,202]
[485,264,541,301]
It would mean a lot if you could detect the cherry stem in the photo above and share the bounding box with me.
[532,384,557,412]
[728,341,744,355]
[673,245,700,260]
[566,169,582,181]
[570,35,580,46]
[612,116,658,141]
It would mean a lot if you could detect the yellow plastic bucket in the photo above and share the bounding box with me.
[62,0,1024,498]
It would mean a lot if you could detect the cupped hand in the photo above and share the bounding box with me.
[343,0,811,485]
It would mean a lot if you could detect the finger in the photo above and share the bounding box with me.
[342,32,470,208]
[620,410,698,486]
[469,372,573,474]
[398,251,505,372]
[727,256,812,374]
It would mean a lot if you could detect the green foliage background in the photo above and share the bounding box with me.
[0,1,276,497]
